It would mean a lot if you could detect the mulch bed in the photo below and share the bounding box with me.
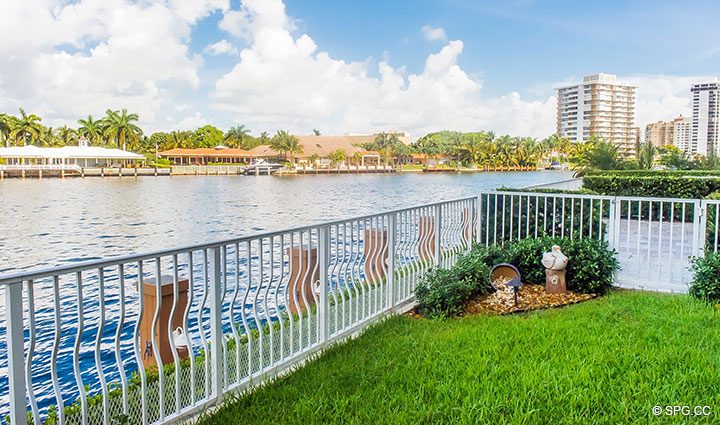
[465,284,595,316]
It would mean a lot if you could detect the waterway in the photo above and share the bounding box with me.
[0,171,572,275]
[0,171,573,416]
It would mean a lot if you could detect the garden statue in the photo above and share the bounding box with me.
[542,245,568,294]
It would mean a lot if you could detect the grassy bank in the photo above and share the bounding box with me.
[200,291,720,424]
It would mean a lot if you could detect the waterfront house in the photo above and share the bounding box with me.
[159,146,258,165]
[410,153,449,166]
[156,133,411,168]
[0,139,145,168]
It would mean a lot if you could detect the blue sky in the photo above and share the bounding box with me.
[1,0,718,137]
[291,0,720,93]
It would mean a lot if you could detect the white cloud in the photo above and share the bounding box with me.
[621,74,716,126]
[212,0,558,138]
[172,112,211,130]
[204,39,239,56]
[0,0,711,139]
[168,0,230,24]
[422,25,447,42]
[0,0,224,131]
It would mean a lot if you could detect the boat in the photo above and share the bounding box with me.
[243,159,285,175]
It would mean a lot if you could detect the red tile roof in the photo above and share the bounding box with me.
[159,148,254,157]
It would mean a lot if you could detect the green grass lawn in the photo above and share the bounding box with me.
[200,292,720,424]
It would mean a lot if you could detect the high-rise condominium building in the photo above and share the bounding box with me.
[645,120,674,147]
[556,73,638,156]
[673,115,693,153]
[691,82,720,156]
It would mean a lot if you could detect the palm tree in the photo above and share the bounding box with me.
[103,108,143,151]
[78,115,103,145]
[55,126,78,147]
[637,142,657,170]
[259,131,270,144]
[10,108,43,146]
[570,137,624,175]
[38,126,57,147]
[224,125,251,149]
[270,130,303,163]
[327,149,347,166]
[166,131,194,149]
[0,113,17,147]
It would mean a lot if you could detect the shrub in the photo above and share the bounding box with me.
[584,170,720,177]
[689,252,720,303]
[498,187,599,196]
[415,237,619,318]
[583,175,720,198]
[499,237,620,294]
[415,269,476,319]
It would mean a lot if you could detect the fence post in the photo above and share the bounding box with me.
[208,247,224,402]
[476,195,483,245]
[695,200,707,258]
[434,205,442,267]
[318,226,330,345]
[387,213,396,309]
[5,281,27,425]
[607,197,618,248]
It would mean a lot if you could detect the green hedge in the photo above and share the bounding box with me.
[690,252,720,303]
[583,175,720,199]
[415,237,619,318]
[584,170,720,177]
[498,187,599,196]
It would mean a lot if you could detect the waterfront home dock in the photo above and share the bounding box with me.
[0,165,171,178]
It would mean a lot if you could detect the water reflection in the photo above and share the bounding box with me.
[0,171,571,274]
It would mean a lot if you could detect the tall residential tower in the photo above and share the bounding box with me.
[691,82,720,156]
[556,73,638,156]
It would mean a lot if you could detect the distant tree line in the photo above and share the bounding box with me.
[3,108,718,171]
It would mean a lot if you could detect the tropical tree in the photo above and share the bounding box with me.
[308,153,320,165]
[194,125,224,148]
[659,145,691,170]
[313,129,321,136]
[166,131,194,149]
[259,131,270,144]
[0,113,18,147]
[270,130,303,163]
[38,126,56,147]
[569,137,625,175]
[10,108,43,146]
[366,132,405,165]
[327,149,347,166]
[77,115,104,145]
[103,108,142,151]
[415,134,446,162]
[55,126,78,147]
[636,142,657,170]
[224,125,251,149]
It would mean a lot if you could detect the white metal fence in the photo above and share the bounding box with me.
[1,191,718,425]
[479,191,720,293]
[0,198,475,425]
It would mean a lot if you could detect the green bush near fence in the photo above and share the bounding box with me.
[415,238,619,318]
[584,169,720,177]
[498,187,600,196]
[690,252,720,304]
[583,174,720,199]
